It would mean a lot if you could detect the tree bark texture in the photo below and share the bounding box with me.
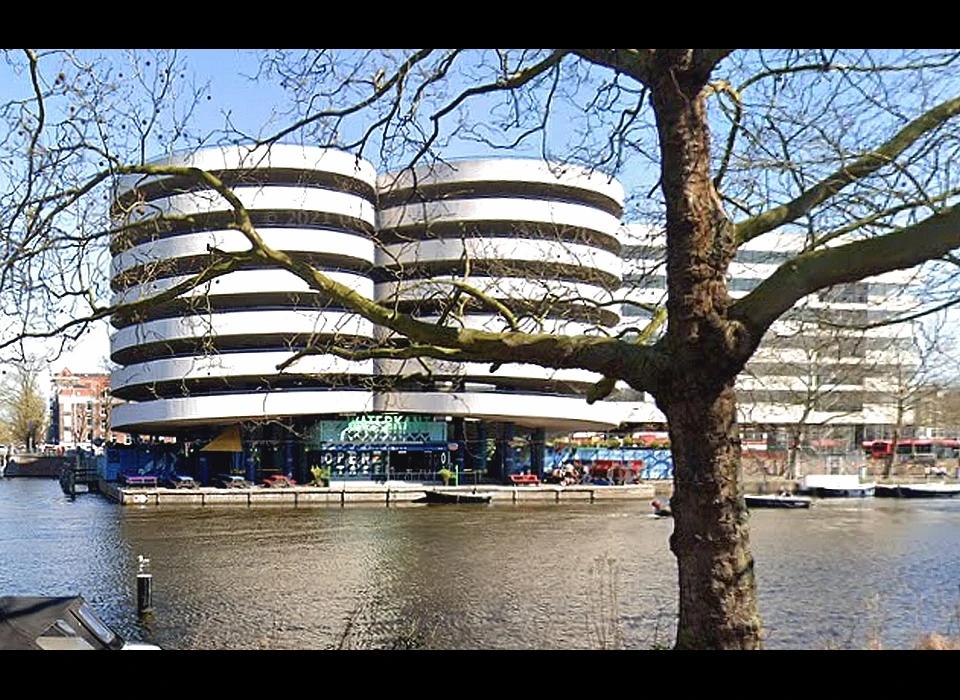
[648,52,763,649]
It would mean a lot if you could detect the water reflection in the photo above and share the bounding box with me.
[2,478,960,649]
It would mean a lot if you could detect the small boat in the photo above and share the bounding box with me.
[651,499,672,517]
[798,474,876,498]
[745,493,813,509]
[875,482,960,498]
[414,490,493,505]
[0,595,161,650]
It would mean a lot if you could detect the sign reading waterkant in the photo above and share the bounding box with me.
[310,415,447,446]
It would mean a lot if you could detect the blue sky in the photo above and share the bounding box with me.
[5,49,957,384]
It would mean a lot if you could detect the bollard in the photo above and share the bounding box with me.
[136,555,153,616]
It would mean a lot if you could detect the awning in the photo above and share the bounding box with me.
[200,425,243,453]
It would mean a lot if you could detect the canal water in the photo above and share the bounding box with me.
[2,477,959,649]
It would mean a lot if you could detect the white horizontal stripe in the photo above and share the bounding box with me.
[118,145,377,193]
[375,277,616,305]
[111,390,624,433]
[111,390,377,431]
[375,358,602,383]
[111,310,373,355]
[378,238,621,277]
[113,228,375,276]
[124,186,375,226]
[112,269,373,306]
[377,158,623,207]
[112,352,373,391]
[377,198,622,238]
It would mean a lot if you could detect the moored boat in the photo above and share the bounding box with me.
[745,493,813,509]
[414,490,493,505]
[0,595,161,650]
[875,482,960,498]
[798,474,876,498]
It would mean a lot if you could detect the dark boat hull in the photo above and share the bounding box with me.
[799,487,875,498]
[415,491,493,505]
[875,484,960,498]
[745,495,812,509]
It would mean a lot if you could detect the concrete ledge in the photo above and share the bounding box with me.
[341,490,390,504]
[592,485,653,500]
[249,490,295,506]
[386,489,428,504]
[109,482,658,507]
[202,491,251,506]
[507,487,559,503]
[119,490,159,505]
[295,491,335,505]
[557,488,594,502]
[157,491,204,505]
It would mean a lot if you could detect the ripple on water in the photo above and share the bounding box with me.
[4,479,960,648]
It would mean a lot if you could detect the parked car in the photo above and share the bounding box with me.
[262,474,296,488]
[217,474,252,489]
[165,475,199,489]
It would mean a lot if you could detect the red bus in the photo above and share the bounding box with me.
[862,438,960,462]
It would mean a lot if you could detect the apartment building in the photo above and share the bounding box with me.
[617,224,921,454]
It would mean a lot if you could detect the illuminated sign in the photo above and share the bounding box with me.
[310,415,447,445]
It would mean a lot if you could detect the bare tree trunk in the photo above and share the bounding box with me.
[648,53,763,649]
[788,427,802,480]
[885,425,902,479]
[661,383,762,649]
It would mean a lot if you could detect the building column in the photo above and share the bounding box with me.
[531,427,546,480]
[242,445,256,483]
[452,417,466,482]
[475,421,487,479]
[498,422,516,483]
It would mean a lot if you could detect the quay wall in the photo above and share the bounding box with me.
[104,482,657,507]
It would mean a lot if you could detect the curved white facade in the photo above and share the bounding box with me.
[374,158,624,429]
[110,149,626,434]
[110,145,380,431]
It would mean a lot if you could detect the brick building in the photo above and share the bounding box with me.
[48,368,129,449]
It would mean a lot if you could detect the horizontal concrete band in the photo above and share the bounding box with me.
[379,237,621,277]
[377,158,624,208]
[112,268,373,306]
[374,358,602,383]
[110,351,374,391]
[111,354,601,393]
[377,197,622,238]
[117,145,378,194]
[374,277,616,305]
[110,310,375,356]
[123,186,376,227]
[110,390,623,433]
[112,228,376,277]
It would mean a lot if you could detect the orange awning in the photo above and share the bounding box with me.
[200,425,243,452]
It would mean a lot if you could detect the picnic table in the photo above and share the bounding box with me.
[124,475,158,488]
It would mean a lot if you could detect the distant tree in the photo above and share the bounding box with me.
[5,48,960,648]
[0,361,47,450]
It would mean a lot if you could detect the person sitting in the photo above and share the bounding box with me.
[651,499,672,517]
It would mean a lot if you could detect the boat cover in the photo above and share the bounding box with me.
[0,595,125,650]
